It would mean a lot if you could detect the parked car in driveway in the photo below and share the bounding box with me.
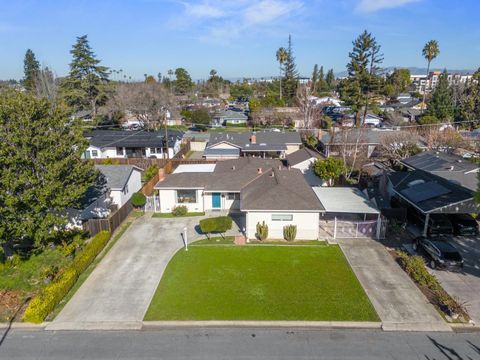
[408,210,454,236]
[412,236,464,270]
[448,214,479,236]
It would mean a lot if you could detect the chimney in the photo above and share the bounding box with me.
[257,167,262,174]
[250,134,257,144]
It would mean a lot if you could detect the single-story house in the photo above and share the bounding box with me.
[83,130,183,159]
[95,165,143,208]
[203,130,302,160]
[400,150,479,192]
[286,147,324,186]
[155,158,323,240]
[67,165,143,227]
[213,109,248,126]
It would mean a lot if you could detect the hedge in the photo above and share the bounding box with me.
[199,216,233,234]
[23,231,111,323]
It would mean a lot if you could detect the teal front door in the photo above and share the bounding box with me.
[212,193,221,209]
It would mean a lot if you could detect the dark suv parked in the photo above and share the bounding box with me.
[448,214,479,236]
[409,211,454,236]
[412,236,464,271]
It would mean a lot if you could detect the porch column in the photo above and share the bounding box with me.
[376,214,381,239]
[423,213,430,237]
[333,216,337,239]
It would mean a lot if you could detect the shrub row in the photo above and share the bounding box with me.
[172,205,188,217]
[199,216,233,234]
[23,231,112,323]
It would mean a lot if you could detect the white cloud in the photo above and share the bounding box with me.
[176,0,303,43]
[356,0,421,13]
[184,2,225,18]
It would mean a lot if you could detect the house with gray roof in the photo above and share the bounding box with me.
[84,130,183,159]
[95,165,143,207]
[204,130,302,160]
[154,158,323,240]
[286,148,324,186]
[212,109,248,127]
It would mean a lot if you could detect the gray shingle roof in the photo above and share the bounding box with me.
[401,151,479,191]
[207,130,301,151]
[286,148,323,166]
[241,168,324,211]
[95,165,142,190]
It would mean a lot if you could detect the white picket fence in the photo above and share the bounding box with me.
[319,218,387,240]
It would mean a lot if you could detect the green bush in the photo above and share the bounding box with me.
[172,205,188,217]
[0,247,5,264]
[256,221,268,240]
[199,216,233,234]
[143,164,159,182]
[283,225,297,242]
[131,192,146,208]
[23,231,111,323]
[397,251,440,290]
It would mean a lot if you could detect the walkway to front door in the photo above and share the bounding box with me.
[212,192,221,209]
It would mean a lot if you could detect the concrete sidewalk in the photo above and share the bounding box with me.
[338,238,451,332]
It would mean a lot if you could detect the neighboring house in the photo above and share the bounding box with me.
[203,130,302,160]
[83,130,183,159]
[67,165,143,227]
[154,158,323,240]
[319,128,425,159]
[387,170,480,236]
[286,148,324,186]
[213,109,248,126]
[400,150,479,192]
[363,113,383,127]
[70,110,93,122]
[95,165,143,208]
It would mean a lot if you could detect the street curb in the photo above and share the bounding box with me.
[141,321,383,330]
[0,322,47,331]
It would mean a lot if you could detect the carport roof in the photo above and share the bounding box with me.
[312,187,380,214]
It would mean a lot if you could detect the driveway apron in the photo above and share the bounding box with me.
[48,216,196,330]
[338,238,450,332]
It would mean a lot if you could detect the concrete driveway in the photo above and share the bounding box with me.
[48,215,205,330]
[338,238,450,331]
[431,235,480,324]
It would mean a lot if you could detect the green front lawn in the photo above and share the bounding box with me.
[144,246,378,321]
[152,212,205,218]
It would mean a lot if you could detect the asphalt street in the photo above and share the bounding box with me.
[1,328,479,359]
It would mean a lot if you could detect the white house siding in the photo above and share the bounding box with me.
[158,189,205,213]
[286,144,301,154]
[246,211,319,240]
[203,192,240,211]
[190,141,207,151]
[110,169,142,207]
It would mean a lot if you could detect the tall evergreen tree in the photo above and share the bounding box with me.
[0,91,97,253]
[311,64,319,93]
[341,30,383,126]
[458,68,480,124]
[325,69,335,90]
[282,35,299,106]
[426,70,453,121]
[317,65,325,92]
[23,49,40,92]
[60,35,110,118]
[173,68,194,95]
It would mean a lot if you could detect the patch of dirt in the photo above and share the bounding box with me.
[0,290,30,322]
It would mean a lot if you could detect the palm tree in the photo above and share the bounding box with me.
[276,47,287,99]
[421,40,440,112]
[209,69,217,78]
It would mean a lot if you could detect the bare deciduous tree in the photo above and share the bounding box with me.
[379,130,421,166]
[35,66,58,101]
[106,82,173,130]
[295,84,322,129]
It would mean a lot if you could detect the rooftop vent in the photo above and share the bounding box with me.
[257,167,262,174]
[232,165,235,171]
[448,165,454,171]
[407,179,425,187]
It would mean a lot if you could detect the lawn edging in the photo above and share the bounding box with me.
[152,212,205,218]
[142,320,382,330]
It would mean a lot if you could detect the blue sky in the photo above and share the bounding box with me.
[0,0,479,80]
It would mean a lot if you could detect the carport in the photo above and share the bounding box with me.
[389,171,480,236]
[313,187,382,239]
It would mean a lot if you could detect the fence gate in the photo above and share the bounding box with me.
[319,219,379,240]
[144,196,160,212]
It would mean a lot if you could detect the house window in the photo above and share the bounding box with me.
[91,150,98,157]
[83,150,91,159]
[150,148,163,154]
[116,147,123,156]
[271,214,293,221]
[150,147,156,154]
[176,190,197,203]
[227,193,240,200]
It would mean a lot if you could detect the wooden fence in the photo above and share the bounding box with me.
[83,199,133,237]
[141,172,161,196]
